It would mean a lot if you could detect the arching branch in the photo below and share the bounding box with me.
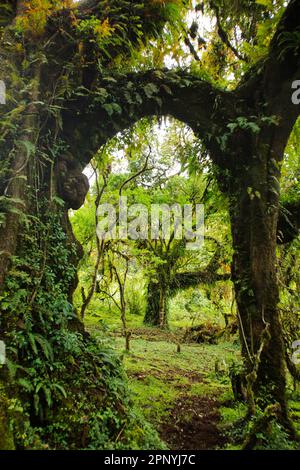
[170,270,230,291]
[61,2,300,172]
[209,1,247,62]
[170,237,230,291]
[62,69,233,166]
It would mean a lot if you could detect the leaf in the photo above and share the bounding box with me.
[34,393,40,415]
[95,88,109,103]
[34,334,54,362]
[102,76,117,84]
[161,84,173,95]
[43,385,52,408]
[143,83,159,99]
[17,378,33,392]
[102,103,122,116]
[53,383,67,398]
[28,332,38,355]
[52,195,65,207]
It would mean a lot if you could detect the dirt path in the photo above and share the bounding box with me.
[129,362,227,450]
[160,394,226,450]
[115,330,234,450]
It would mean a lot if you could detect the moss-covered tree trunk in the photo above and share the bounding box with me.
[218,104,298,428]
[0,1,176,450]
[0,30,45,448]
[143,247,230,328]
[227,149,288,423]
[144,280,169,329]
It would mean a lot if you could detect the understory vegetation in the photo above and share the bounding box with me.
[86,309,300,450]
[70,116,300,450]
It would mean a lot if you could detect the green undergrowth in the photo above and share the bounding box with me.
[290,396,300,435]
[87,313,300,450]
[219,383,300,450]
[0,209,163,450]
[88,316,241,444]
[0,328,164,450]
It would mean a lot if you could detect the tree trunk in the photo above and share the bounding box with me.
[227,146,289,425]
[144,280,169,328]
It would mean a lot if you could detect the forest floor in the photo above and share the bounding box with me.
[86,315,300,450]
[87,318,249,450]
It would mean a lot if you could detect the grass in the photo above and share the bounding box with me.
[290,398,300,434]
[85,306,300,450]
[116,335,239,425]
[87,309,242,447]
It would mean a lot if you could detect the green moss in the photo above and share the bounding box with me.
[219,403,247,426]
[0,391,15,450]
[130,375,180,424]
[86,319,242,446]
[0,208,162,450]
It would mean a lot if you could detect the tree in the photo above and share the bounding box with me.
[0,0,300,447]
[62,1,300,428]
[0,0,185,449]
[143,239,231,328]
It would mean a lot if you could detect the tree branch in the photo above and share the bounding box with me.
[60,1,300,176]
[62,68,232,166]
[238,0,300,150]
[209,1,247,62]
[170,270,230,291]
